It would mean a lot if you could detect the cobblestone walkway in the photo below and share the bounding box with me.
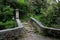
[21,22,58,40]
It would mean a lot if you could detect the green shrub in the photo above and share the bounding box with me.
[0,20,16,30]
[0,22,5,30]
[0,0,16,30]
[17,0,30,21]
[5,20,15,29]
[18,0,25,4]
[32,0,60,28]
[3,6,13,21]
[3,0,31,21]
[0,6,14,22]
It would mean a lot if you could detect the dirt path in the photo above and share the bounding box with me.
[21,22,58,40]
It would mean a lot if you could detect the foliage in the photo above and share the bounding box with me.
[2,0,31,21]
[5,20,15,29]
[0,22,5,30]
[1,0,60,29]
[31,0,47,15]
[32,0,60,28]
[17,0,30,21]
[0,6,14,22]
[0,0,16,30]
[18,0,25,4]
[0,20,16,30]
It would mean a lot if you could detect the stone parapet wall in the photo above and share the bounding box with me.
[0,19,23,40]
[0,28,23,40]
[30,17,60,37]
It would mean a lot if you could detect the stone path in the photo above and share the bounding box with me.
[20,22,59,40]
